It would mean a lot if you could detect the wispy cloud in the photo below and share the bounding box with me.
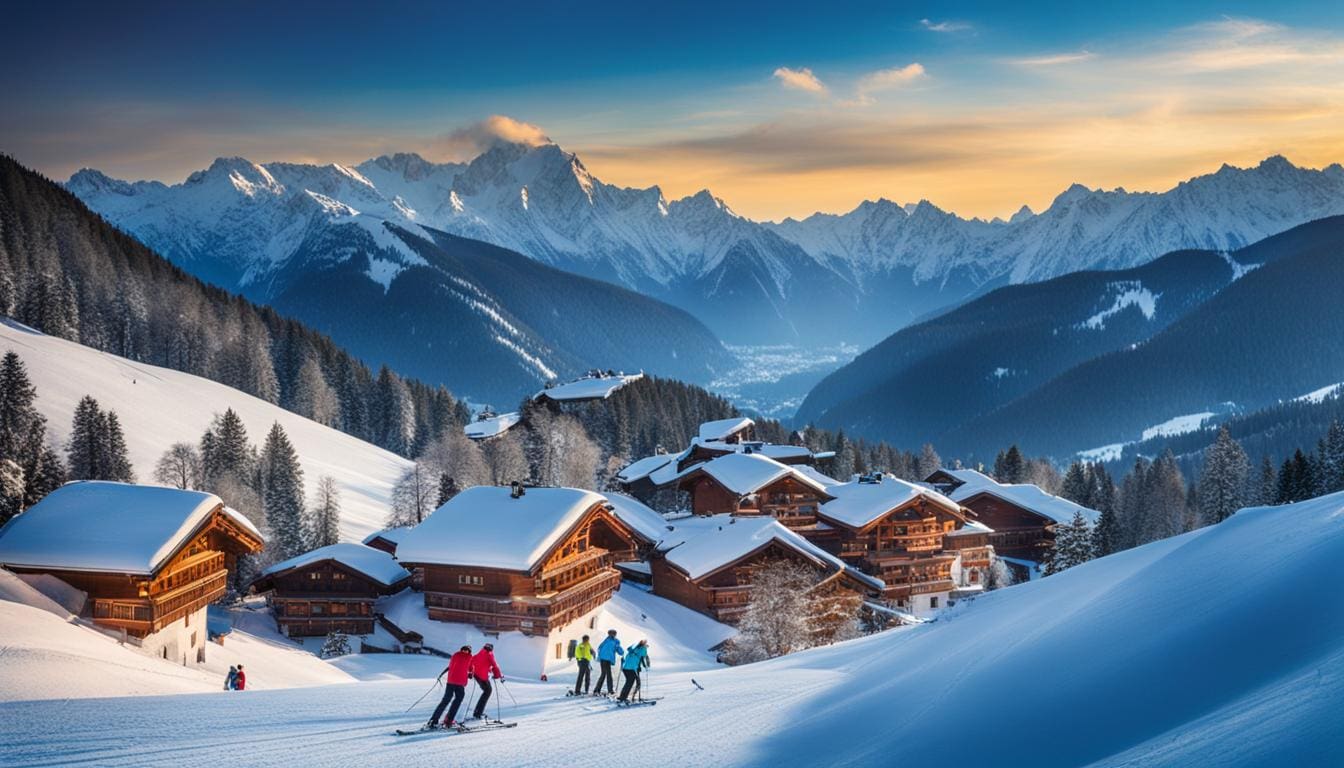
[773,66,828,94]
[433,115,551,158]
[921,18,970,33]
[1014,50,1097,67]
[851,63,927,105]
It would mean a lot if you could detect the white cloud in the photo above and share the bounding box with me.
[849,63,926,104]
[1014,50,1097,67]
[921,18,969,33]
[773,66,828,94]
[434,115,551,159]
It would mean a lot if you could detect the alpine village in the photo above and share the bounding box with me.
[2,3,1344,767]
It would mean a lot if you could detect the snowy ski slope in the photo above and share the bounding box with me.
[0,320,411,542]
[2,492,1340,766]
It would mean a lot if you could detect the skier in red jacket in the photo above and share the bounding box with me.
[234,665,246,691]
[469,643,504,720]
[427,646,474,729]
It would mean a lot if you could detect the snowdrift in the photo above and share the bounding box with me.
[0,320,411,542]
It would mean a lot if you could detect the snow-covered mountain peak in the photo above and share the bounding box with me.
[1009,204,1035,224]
[66,168,136,197]
[1050,182,1095,208]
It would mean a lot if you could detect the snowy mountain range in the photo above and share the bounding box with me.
[68,141,1344,348]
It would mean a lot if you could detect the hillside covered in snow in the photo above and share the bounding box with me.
[3,490,1339,766]
[0,319,409,542]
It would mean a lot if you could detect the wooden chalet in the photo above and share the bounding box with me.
[394,484,642,635]
[928,469,1099,565]
[812,474,977,615]
[0,482,263,663]
[249,543,410,637]
[677,452,835,527]
[361,527,412,556]
[650,515,882,624]
[696,417,756,445]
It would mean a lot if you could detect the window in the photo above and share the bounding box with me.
[458,575,484,586]
[312,604,324,615]
[309,572,321,580]
[332,572,347,580]
[929,597,939,609]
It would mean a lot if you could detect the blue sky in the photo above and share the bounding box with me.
[4,1,1343,219]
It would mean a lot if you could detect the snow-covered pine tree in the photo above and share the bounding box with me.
[1277,449,1315,503]
[0,458,24,523]
[66,395,105,480]
[1198,427,1249,525]
[916,443,941,480]
[1044,511,1094,575]
[1060,462,1089,505]
[994,445,1026,483]
[154,443,204,490]
[832,430,856,480]
[986,555,1015,589]
[260,422,306,560]
[435,472,459,508]
[1255,457,1277,506]
[307,475,341,549]
[292,355,340,427]
[483,432,528,487]
[1322,420,1344,494]
[1140,450,1187,543]
[320,630,352,658]
[371,366,415,456]
[201,409,255,488]
[1115,457,1150,551]
[103,411,134,483]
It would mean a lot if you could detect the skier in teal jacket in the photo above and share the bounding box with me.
[616,640,650,703]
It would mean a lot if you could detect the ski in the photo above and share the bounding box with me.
[394,721,517,737]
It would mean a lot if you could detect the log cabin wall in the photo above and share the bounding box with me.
[753,477,826,527]
[958,492,1055,559]
[688,476,741,516]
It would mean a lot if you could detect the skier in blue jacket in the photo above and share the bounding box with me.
[594,629,623,695]
[617,639,650,703]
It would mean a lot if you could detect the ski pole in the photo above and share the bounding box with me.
[499,678,518,707]
[405,678,440,713]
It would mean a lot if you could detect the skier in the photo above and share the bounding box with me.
[616,640,649,703]
[469,642,503,720]
[234,664,246,691]
[224,665,238,691]
[594,629,623,695]
[573,634,594,695]
[427,645,474,729]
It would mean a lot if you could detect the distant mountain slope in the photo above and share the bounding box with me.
[70,145,1344,348]
[948,216,1344,457]
[65,158,734,402]
[802,216,1344,458]
[0,320,410,542]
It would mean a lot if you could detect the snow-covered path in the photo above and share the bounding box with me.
[4,493,1343,767]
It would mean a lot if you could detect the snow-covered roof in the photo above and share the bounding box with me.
[394,486,609,572]
[686,452,832,497]
[820,476,965,530]
[794,465,841,488]
[0,481,262,576]
[697,417,754,443]
[616,453,676,484]
[949,475,1099,525]
[947,519,995,536]
[464,411,522,440]
[660,515,883,591]
[258,543,410,587]
[535,373,643,402]
[361,527,413,546]
[604,493,672,543]
[927,468,995,486]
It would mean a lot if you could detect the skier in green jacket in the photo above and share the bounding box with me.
[573,634,595,695]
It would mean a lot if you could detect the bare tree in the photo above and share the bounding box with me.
[154,442,203,490]
[727,560,816,663]
[389,462,435,526]
[483,432,529,486]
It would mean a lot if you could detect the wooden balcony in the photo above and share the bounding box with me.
[539,547,610,581]
[91,570,227,636]
[424,568,622,635]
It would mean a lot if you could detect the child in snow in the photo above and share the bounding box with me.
[573,635,594,695]
[469,643,504,720]
[224,665,238,690]
[616,640,649,703]
[428,645,474,729]
[595,629,623,695]
[234,665,246,691]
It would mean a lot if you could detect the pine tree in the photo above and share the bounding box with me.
[1116,457,1150,551]
[320,630,352,658]
[67,396,105,480]
[1277,449,1315,503]
[1044,511,1094,575]
[0,458,24,524]
[259,422,306,560]
[307,475,341,549]
[436,472,459,508]
[1198,427,1249,525]
[1060,462,1089,505]
[916,443,941,480]
[1140,450,1187,543]
[103,411,134,482]
[1320,420,1344,494]
[1255,457,1277,506]
[832,430,856,480]
[997,445,1026,483]
[202,409,254,488]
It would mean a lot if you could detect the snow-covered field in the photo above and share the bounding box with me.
[3,493,1341,766]
[0,320,411,542]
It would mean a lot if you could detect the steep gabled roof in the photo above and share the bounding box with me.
[535,373,643,402]
[0,481,263,576]
[948,474,1099,525]
[820,476,966,531]
[682,452,833,497]
[394,486,610,572]
[361,526,413,547]
[604,492,672,544]
[616,453,677,484]
[464,411,522,440]
[697,417,754,442]
[257,543,410,588]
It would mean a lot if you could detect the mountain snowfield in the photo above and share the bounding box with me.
[3,491,1340,767]
[0,319,410,542]
[68,142,1344,348]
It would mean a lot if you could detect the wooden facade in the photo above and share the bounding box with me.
[956,491,1057,561]
[651,539,873,624]
[681,474,832,528]
[251,558,409,637]
[409,504,639,635]
[10,506,263,639]
[815,495,970,608]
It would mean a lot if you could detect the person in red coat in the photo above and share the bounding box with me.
[427,646,474,729]
[234,665,246,691]
[469,643,504,720]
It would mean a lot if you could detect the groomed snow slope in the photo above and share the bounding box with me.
[0,320,411,542]
[4,495,1340,766]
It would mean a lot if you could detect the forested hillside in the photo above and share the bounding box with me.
[0,155,465,457]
